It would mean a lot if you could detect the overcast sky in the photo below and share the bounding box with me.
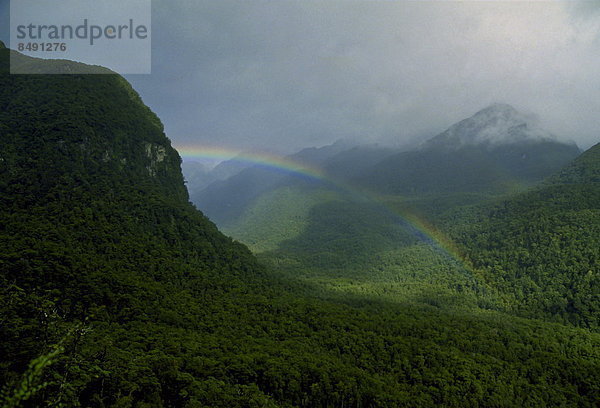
[2,1,600,153]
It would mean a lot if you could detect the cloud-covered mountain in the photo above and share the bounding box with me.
[356,104,580,194]
[424,103,564,150]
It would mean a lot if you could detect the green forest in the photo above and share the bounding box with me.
[1,43,600,407]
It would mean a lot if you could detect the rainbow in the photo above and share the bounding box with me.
[175,144,474,273]
[176,144,326,181]
[390,203,472,272]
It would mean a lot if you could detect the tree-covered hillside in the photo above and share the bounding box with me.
[548,142,600,184]
[2,45,600,407]
[354,141,580,195]
[443,143,600,328]
[0,45,263,406]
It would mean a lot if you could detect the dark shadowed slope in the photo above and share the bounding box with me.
[0,46,267,406]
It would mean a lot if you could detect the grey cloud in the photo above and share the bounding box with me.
[5,0,599,152]
[141,1,599,152]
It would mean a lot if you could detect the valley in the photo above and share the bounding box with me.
[188,105,596,329]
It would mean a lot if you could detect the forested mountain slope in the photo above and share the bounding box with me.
[0,44,265,406]
[548,142,600,184]
[1,45,600,407]
[446,143,600,328]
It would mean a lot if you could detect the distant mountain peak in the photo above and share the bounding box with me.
[426,103,557,149]
[470,103,534,126]
[480,102,519,113]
